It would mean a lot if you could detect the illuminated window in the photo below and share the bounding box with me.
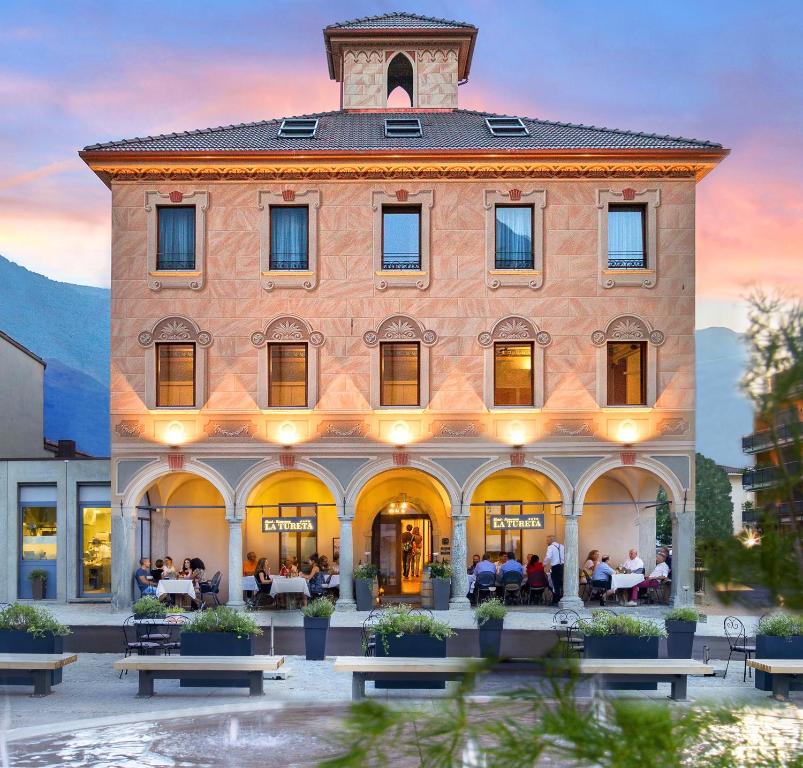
[278,504,318,565]
[607,342,646,406]
[495,206,533,269]
[268,343,308,407]
[494,343,534,406]
[380,342,420,407]
[156,343,195,407]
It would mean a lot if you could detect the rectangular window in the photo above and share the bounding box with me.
[495,206,533,269]
[494,342,534,406]
[270,206,309,270]
[607,204,646,269]
[268,343,308,407]
[157,206,196,270]
[78,485,111,598]
[382,207,421,270]
[156,343,195,407]
[380,342,420,407]
[484,502,523,562]
[607,341,647,406]
[19,485,57,599]
[278,504,318,565]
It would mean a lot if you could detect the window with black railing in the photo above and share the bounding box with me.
[495,206,533,269]
[157,206,196,270]
[270,206,309,270]
[607,204,646,269]
[382,206,421,270]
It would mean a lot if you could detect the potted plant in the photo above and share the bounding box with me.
[475,598,506,658]
[179,606,262,687]
[301,597,336,660]
[664,606,698,659]
[353,563,379,611]
[754,614,803,692]
[27,569,48,600]
[132,596,168,619]
[578,612,666,690]
[372,604,454,689]
[0,603,70,685]
[428,561,453,611]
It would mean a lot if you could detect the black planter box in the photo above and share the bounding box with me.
[304,616,330,661]
[755,635,803,691]
[478,619,504,658]
[375,633,447,689]
[0,630,63,685]
[665,620,696,659]
[180,632,253,687]
[432,579,451,611]
[584,634,659,690]
[355,579,375,611]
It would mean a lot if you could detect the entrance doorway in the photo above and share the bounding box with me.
[371,497,432,597]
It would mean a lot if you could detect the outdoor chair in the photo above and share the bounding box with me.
[200,571,222,607]
[646,579,671,605]
[120,616,163,678]
[723,616,756,681]
[552,609,580,657]
[567,621,585,657]
[501,571,524,605]
[362,609,382,657]
[474,571,497,604]
[525,570,549,605]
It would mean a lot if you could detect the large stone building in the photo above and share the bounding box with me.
[80,11,727,610]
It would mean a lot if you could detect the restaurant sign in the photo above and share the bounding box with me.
[262,517,317,533]
[489,514,545,530]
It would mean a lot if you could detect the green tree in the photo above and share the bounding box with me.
[695,452,733,542]
[655,485,672,545]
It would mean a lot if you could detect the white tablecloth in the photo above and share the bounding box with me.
[155,579,197,598]
[242,575,258,592]
[270,577,310,597]
[324,574,340,589]
[610,573,644,591]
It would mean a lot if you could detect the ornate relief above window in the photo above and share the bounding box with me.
[591,314,665,408]
[250,315,324,410]
[478,316,551,409]
[484,189,546,290]
[597,187,659,289]
[257,189,320,291]
[363,315,437,409]
[372,189,433,291]
[138,315,212,410]
[145,190,208,291]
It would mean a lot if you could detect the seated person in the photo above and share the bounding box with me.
[243,551,258,577]
[499,551,525,578]
[473,553,497,578]
[659,546,672,574]
[150,558,164,582]
[591,556,616,605]
[302,554,324,601]
[330,554,340,575]
[526,554,544,577]
[622,549,645,574]
[467,554,481,575]
[318,555,330,573]
[161,556,177,579]
[254,558,272,593]
[626,553,669,606]
[178,558,192,578]
[135,557,157,597]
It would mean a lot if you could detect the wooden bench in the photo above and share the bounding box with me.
[748,659,803,701]
[578,658,714,701]
[0,653,77,696]
[113,655,285,697]
[334,656,480,700]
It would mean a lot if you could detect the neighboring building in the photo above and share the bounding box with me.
[718,464,754,532]
[80,11,727,610]
[0,331,109,602]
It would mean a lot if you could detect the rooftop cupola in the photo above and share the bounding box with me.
[323,11,477,110]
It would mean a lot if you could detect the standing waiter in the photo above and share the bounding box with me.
[544,534,565,606]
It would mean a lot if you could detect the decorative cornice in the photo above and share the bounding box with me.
[115,420,144,438]
[363,315,437,347]
[658,418,689,436]
[433,421,483,438]
[138,315,213,348]
[591,314,665,347]
[250,316,325,348]
[203,421,256,439]
[478,316,551,348]
[548,421,595,437]
[318,420,368,438]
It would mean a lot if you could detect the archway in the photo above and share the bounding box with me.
[386,52,414,107]
[353,468,451,599]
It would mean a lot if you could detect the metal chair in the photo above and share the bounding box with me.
[552,609,580,657]
[200,571,222,607]
[160,614,187,655]
[646,579,671,605]
[120,616,163,678]
[525,570,549,605]
[501,571,524,605]
[723,615,756,681]
[567,620,585,657]
[361,608,382,656]
[474,571,497,604]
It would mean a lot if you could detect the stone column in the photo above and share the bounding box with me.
[449,509,470,609]
[671,508,695,606]
[111,505,137,612]
[558,514,583,609]
[227,515,244,607]
[336,516,356,611]
[638,506,657,576]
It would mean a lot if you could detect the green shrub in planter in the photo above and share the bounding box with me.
[474,598,507,658]
[755,614,803,692]
[27,569,48,601]
[0,604,70,685]
[302,597,336,660]
[132,596,168,619]
[757,614,803,637]
[578,613,666,638]
[180,606,262,637]
[428,561,453,610]
[353,563,379,611]
[664,607,699,659]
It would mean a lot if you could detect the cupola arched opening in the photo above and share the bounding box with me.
[387,52,414,107]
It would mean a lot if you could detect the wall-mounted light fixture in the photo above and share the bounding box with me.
[165,421,186,447]
[278,421,299,448]
[617,419,638,446]
[508,420,526,449]
[390,421,411,447]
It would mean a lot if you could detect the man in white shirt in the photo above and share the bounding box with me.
[544,535,565,605]
[622,549,645,574]
[626,553,669,606]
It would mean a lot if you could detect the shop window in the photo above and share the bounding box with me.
[494,342,534,406]
[380,342,420,407]
[156,343,196,407]
[269,206,309,270]
[78,485,111,598]
[268,343,308,407]
[495,206,533,269]
[19,485,57,599]
[607,341,647,406]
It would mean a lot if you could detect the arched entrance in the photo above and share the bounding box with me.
[353,468,451,600]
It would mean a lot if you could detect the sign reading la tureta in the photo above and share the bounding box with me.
[262,517,317,533]
[489,515,546,531]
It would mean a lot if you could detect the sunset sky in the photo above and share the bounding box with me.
[1,0,800,331]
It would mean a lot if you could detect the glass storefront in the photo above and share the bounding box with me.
[78,485,111,597]
[278,504,318,567]
[19,485,57,599]
[484,501,523,562]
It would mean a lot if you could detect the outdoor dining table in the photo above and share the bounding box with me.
[155,579,197,599]
[269,576,310,598]
[242,575,258,592]
[324,574,340,589]
[610,573,644,591]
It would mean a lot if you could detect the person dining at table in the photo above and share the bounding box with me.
[178,558,192,578]
[318,555,330,573]
[243,551,258,577]
[474,553,496,578]
[591,555,616,606]
[625,553,669,606]
[621,549,645,574]
[302,554,325,602]
[254,558,272,593]
[526,554,544,577]
[467,554,481,575]
[161,556,177,579]
[499,551,524,579]
[330,554,340,575]
[134,558,157,597]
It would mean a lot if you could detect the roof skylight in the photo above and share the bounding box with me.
[485,117,529,137]
[384,118,422,138]
[277,118,319,138]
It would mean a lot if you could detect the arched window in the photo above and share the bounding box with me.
[386,53,414,107]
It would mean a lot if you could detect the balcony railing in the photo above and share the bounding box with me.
[495,254,535,270]
[156,253,196,271]
[778,500,803,521]
[269,255,309,270]
[607,250,645,269]
[743,461,802,491]
[381,254,421,271]
[742,421,799,453]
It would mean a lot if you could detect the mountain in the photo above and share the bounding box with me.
[0,255,109,455]
[695,326,753,467]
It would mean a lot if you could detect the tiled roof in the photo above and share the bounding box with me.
[325,11,475,30]
[82,109,722,153]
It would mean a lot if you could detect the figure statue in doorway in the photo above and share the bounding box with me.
[401,524,414,578]
[411,526,423,578]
